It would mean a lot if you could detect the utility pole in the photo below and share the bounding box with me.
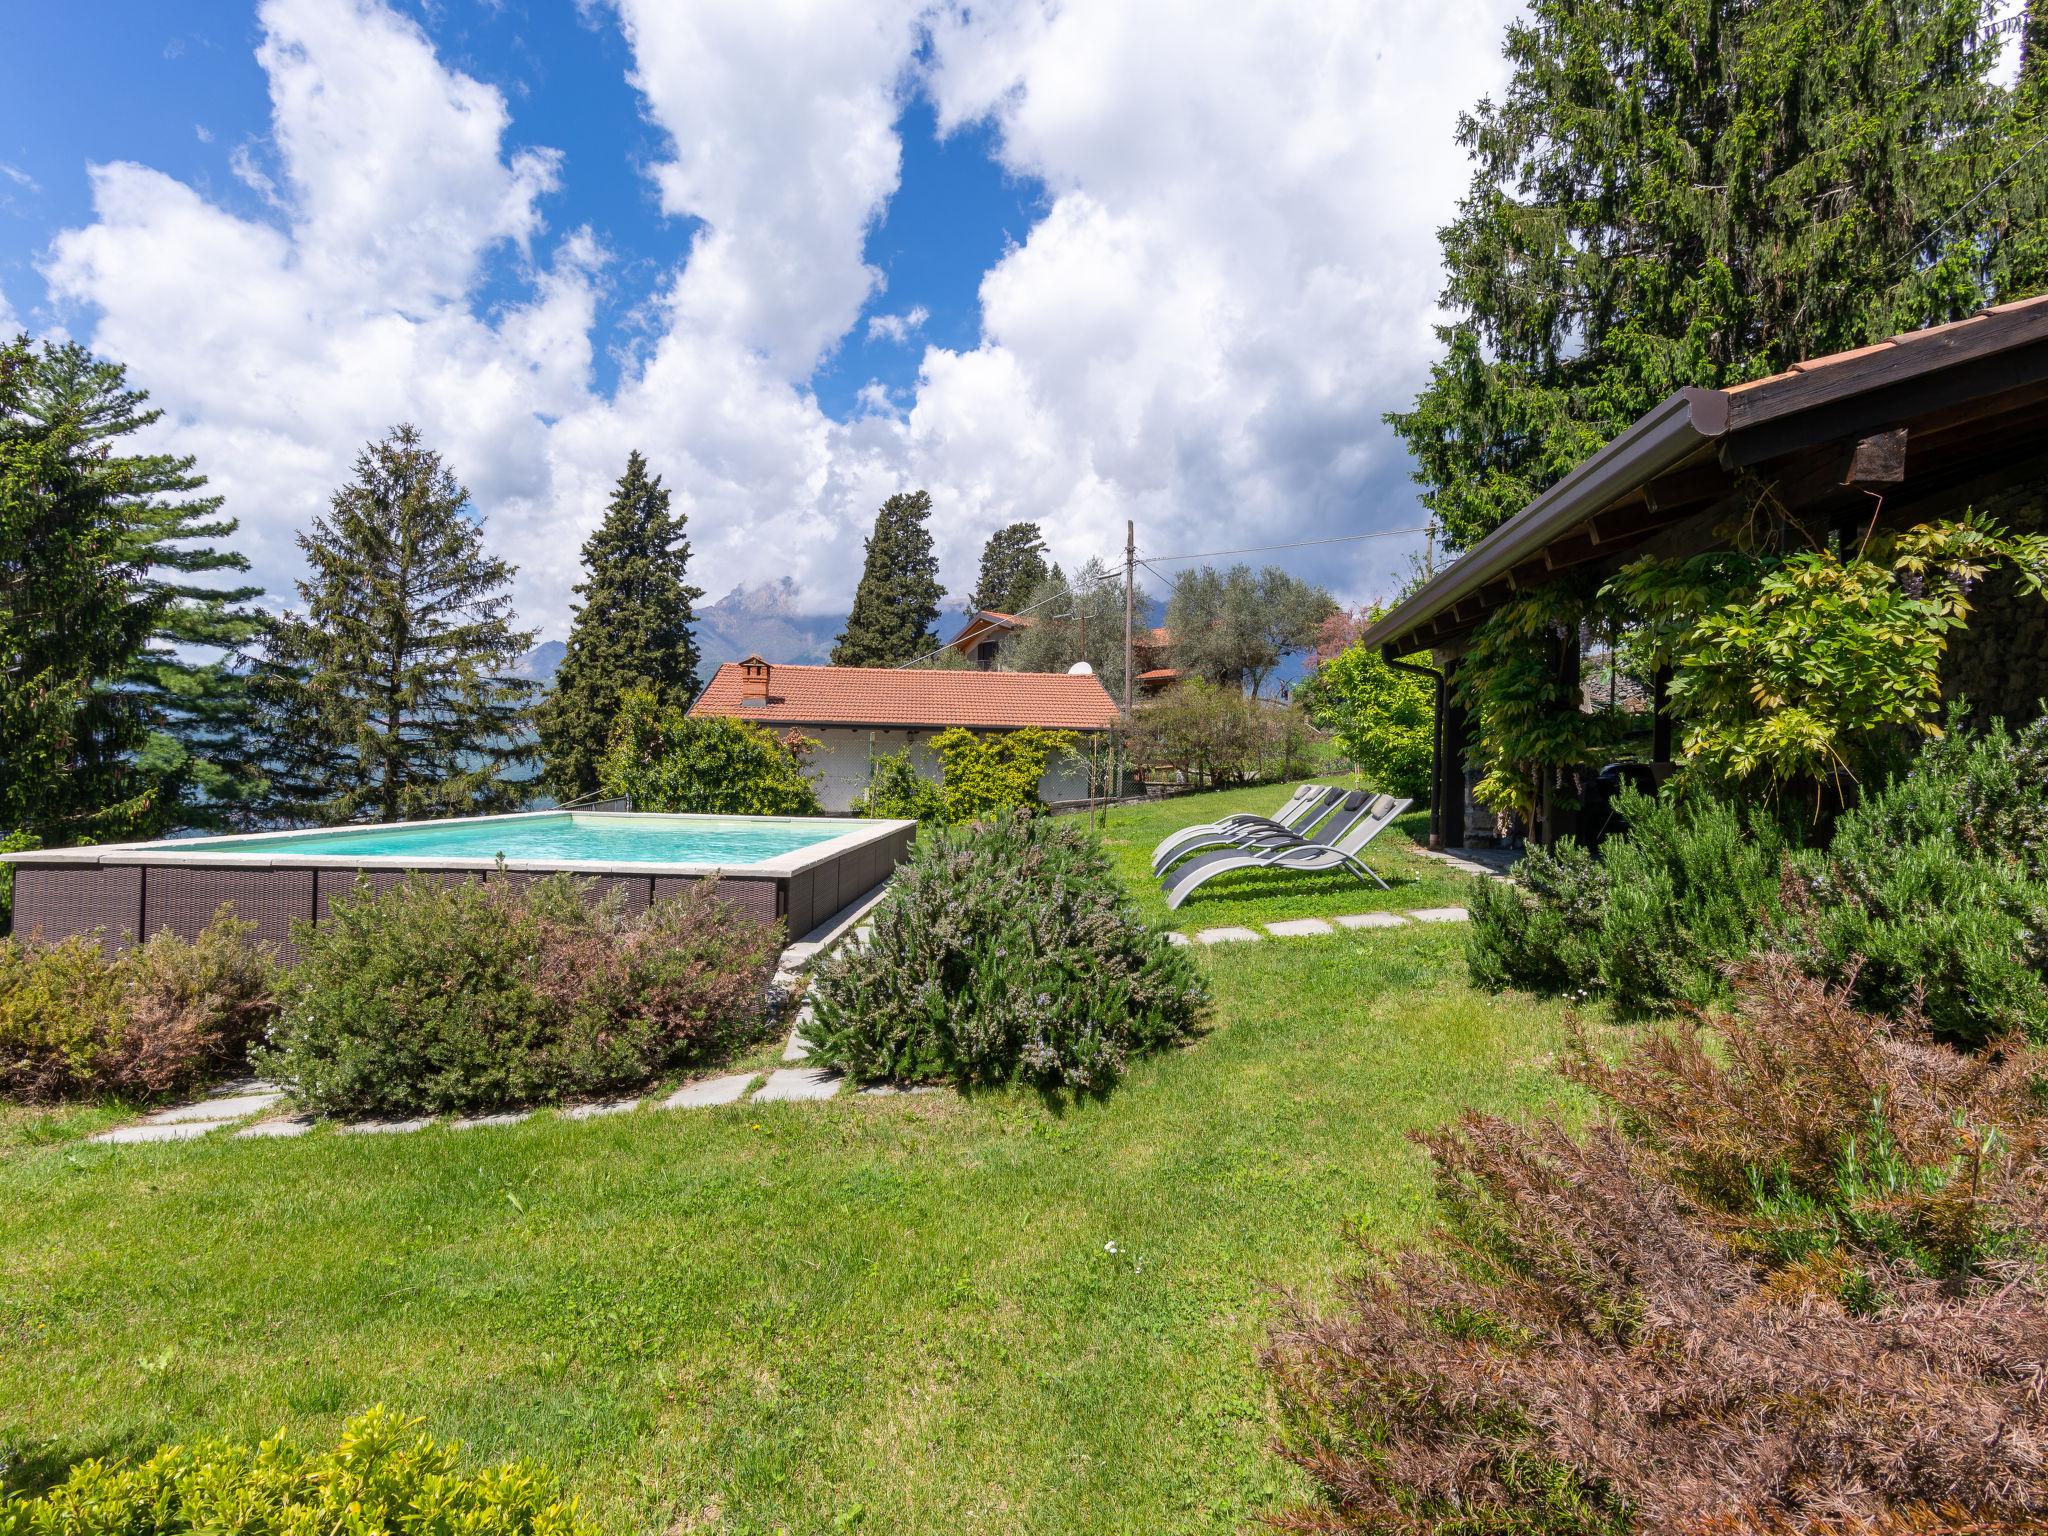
[1122,519,1136,719]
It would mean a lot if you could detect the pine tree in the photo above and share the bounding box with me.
[536,451,703,802]
[832,489,944,667]
[1,337,165,845]
[19,342,268,830]
[264,424,537,823]
[967,521,1049,615]
[1391,0,2048,552]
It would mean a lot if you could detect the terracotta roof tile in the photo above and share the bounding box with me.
[690,661,1122,730]
[1724,293,2048,396]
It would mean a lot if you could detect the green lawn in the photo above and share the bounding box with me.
[1096,778,1475,932]
[0,785,1570,1535]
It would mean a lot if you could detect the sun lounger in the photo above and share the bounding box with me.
[1161,795,1412,909]
[1149,785,1348,875]
[1157,789,1377,879]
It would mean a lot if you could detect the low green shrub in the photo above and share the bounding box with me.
[0,1405,596,1536]
[805,811,1208,1093]
[598,686,822,814]
[0,910,277,1102]
[854,747,948,823]
[1790,715,2048,1046]
[1465,786,1781,1016]
[1463,840,1605,996]
[1594,786,1784,1016]
[261,872,779,1117]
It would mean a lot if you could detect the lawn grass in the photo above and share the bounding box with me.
[0,925,1584,1534]
[1094,777,1476,932]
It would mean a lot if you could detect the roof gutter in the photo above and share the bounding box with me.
[1363,386,1730,656]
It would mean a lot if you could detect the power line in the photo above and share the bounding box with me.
[1886,126,2048,290]
[1138,525,1431,563]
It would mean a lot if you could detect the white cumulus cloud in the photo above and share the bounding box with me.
[37,0,1517,638]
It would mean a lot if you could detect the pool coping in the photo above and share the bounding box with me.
[0,809,916,880]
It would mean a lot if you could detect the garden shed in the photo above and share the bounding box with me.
[1362,295,2048,849]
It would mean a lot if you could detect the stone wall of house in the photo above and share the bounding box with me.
[1940,476,2048,730]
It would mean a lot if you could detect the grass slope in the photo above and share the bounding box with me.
[0,928,1575,1535]
[1096,779,1472,932]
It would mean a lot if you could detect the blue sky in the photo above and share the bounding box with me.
[2,0,1512,638]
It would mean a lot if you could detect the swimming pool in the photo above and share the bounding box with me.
[2,809,916,956]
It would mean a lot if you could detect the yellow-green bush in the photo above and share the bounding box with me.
[0,1406,596,1536]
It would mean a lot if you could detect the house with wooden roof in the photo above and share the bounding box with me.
[689,657,1123,811]
[1362,295,2048,850]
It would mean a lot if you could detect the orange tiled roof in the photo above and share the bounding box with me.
[690,660,1122,730]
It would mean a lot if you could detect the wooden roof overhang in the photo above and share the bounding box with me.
[1363,296,2048,658]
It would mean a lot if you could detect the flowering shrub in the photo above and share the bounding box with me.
[262,872,779,1116]
[0,1406,596,1536]
[597,686,822,815]
[0,909,277,1102]
[804,811,1207,1092]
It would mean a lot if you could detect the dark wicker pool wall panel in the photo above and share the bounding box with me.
[6,821,916,960]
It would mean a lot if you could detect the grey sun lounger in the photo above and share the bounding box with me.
[1161,794,1412,909]
[1154,787,1371,877]
[1156,788,1377,879]
[1149,785,1347,875]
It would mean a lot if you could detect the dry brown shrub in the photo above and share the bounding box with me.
[1265,961,2048,1535]
[1566,956,2048,1289]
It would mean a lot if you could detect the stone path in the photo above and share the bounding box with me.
[1187,904,1468,947]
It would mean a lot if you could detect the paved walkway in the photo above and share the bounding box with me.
[85,893,1469,1148]
[1168,903,1468,947]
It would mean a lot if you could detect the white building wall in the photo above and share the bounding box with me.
[803,728,1098,813]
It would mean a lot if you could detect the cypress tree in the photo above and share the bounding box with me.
[19,342,268,831]
[264,424,537,823]
[967,521,1049,615]
[1,337,164,845]
[536,451,703,802]
[1391,0,2048,551]
[831,489,944,667]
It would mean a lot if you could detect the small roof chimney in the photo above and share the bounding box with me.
[739,655,771,706]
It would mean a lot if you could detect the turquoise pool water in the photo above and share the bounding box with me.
[184,813,841,867]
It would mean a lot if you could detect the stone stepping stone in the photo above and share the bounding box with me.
[858,1084,941,1097]
[752,1067,842,1103]
[91,1120,222,1145]
[781,1031,813,1063]
[1196,926,1263,944]
[1265,918,1334,937]
[1165,931,1192,947]
[560,1098,638,1121]
[662,1073,757,1109]
[340,1117,432,1136]
[1336,912,1410,929]
[236,1115,317,1139]
[1407,907,1470,923]
[145,1091,282,1125]
[450,1111,534,1131]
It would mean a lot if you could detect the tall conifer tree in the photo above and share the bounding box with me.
[263,424,536,823]
[967,521,1049,615]
[536,451,702,801]
[1392,0,2048,551]
[1,337,164,845]
[831,489,944,667]
[19,342,268,830]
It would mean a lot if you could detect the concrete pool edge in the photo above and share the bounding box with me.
[2,812,919,958]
